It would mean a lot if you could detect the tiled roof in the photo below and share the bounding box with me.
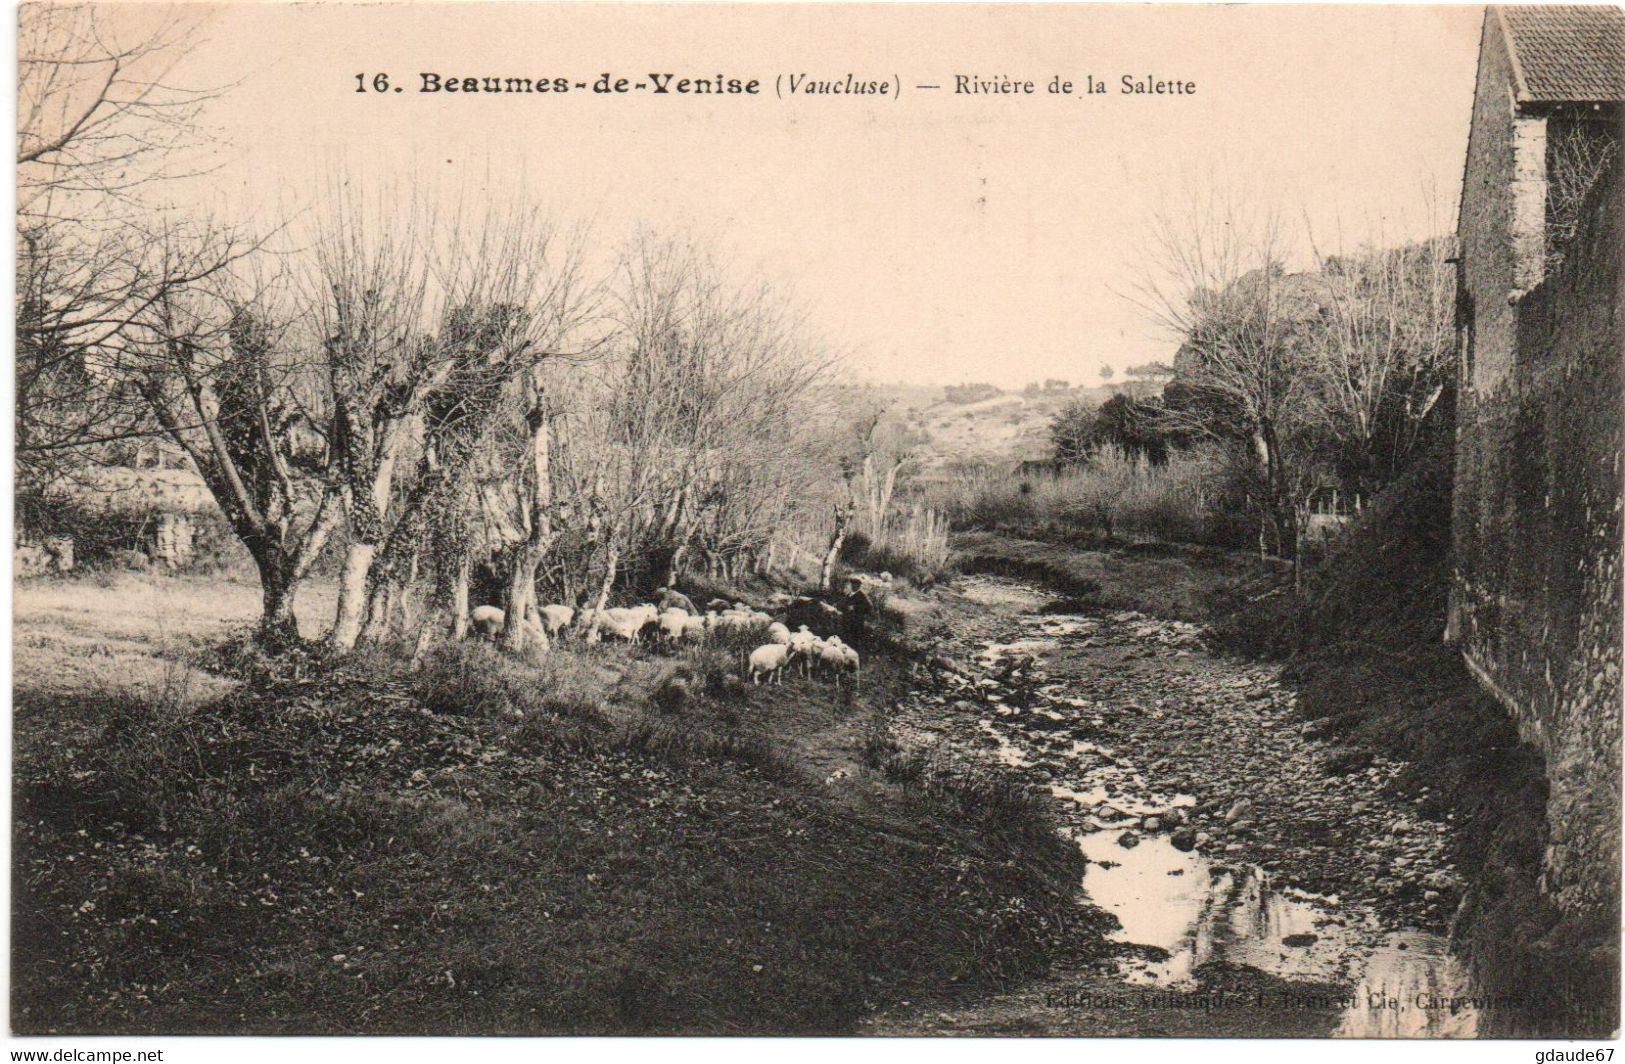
[1498,5,1625,103]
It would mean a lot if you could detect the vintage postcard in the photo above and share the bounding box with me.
[11,0,1622,1052]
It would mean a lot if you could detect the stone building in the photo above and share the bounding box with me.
[1450,5,1623,926]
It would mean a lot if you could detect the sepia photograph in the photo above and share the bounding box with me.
[9,0,1623,1050]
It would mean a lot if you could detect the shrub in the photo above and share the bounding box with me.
[920,445,1247,549]
[411,640,609,722]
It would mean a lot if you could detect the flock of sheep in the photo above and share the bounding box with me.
[467,593,862,686]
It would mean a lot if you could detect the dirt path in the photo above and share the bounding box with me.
[864,573,1483,1038]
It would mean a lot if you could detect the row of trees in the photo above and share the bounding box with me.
[16,6,849,652]
[25,191,838,653]
[1050,193,1455,558]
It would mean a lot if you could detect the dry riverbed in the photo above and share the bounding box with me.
[867,574,1485,1038]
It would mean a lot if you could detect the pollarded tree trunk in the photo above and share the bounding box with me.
[594,543,620,612]
[667,543,689,587]
[329,410,414,652]
[249,541,301,650]
[331,541,375,650]
[501,382,555,654]
[820,498,855,592]
[410,548,470,668]
[359,566,398,648]
[576,540,621,640]
[450,555,471,641]
[500,546,540,651]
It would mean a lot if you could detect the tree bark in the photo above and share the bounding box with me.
[252,545,301,649]
[330,542,375,650]
[410,549,471,667]
[666,543,690,587]
[329,410,413,652]
[577,541,620,641]
[360,575,397,647]
[502,380,555,653]
[820,499,854,591]
[500,547,539,651]
[450,555,471,641]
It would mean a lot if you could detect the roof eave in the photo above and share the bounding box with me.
[1516,97,1625,113]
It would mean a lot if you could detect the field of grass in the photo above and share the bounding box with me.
[12,573,1091,1034]
[920,446,1251,551]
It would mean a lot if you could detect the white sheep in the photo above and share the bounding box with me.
[721,603,772,625]
[747,643,792,685]
[605,604,658,628]
[658,608,691,643]
[539,604,575,637]
[603,616,647,643]
[469,604,506,638]
[766,621,791,645]
[786,626,821,677]
[805,636,840,677]
[585,604,656,644]
[831,642,861,684]
[467,604,549,648]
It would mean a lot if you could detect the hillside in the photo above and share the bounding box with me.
[848,383,1134,473]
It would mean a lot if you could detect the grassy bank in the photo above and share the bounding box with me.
[950,529,1277,623]
[13,576,1086,1034]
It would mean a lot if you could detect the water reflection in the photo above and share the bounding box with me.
[1077,830,1480,1037]
[1337,936,1480,1038]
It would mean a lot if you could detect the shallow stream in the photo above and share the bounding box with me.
[951,575,1482,1038]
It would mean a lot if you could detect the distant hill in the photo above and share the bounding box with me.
[844,381,1141,473]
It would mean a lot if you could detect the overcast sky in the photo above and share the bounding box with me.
[138,2,1482,389]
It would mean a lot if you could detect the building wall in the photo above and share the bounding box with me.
[1455,14,1524,399]
[1453,102,1624,929]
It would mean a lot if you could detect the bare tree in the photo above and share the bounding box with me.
[1131,189,1325,557]
[347,204,598,657]
[304,189,438,651]
[569,235,831,603]
[18,3,220,220]
[16,216,251,492]
[131,247,337,646]
[16,3,234,494]
[1305,235,1455,492]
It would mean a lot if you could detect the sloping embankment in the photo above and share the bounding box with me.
[1246,443,1619,1038]
[12,577,1087,1035]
